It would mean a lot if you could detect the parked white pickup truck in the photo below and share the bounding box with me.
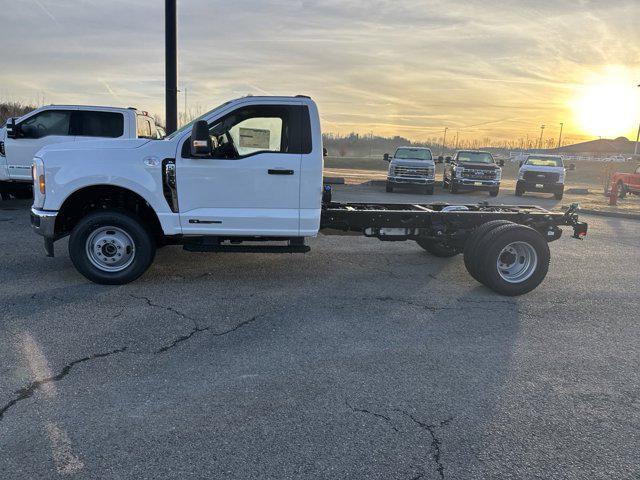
[384,146,436,194]
[515,154,565,200]
[30,95,588,295]
[0,105,158,199]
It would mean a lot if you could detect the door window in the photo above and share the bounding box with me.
[72,111,124,138]
[19,110,72,139]
[136,116,154,139]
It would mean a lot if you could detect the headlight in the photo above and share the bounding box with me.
[455,165,465,174]
[32,157,45,208]
[495,169,502,180]
[558,172,565,183]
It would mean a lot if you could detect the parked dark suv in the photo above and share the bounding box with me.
[443,150,503,196]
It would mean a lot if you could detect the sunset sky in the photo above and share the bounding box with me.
[1,0,639,144]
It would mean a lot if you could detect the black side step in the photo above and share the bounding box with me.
[183,244,310,254]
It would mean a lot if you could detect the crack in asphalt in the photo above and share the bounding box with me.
[345,399,399,432]
[129,294,267,354]
[394,409,452,480]
[0,347,127,421]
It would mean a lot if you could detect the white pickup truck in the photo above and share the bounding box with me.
[30,95,588,295]
[384,146,436,194]
[515,154,566,200]
[1,105,159,199]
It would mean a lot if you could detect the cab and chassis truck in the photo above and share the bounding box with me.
[30,96,587,296]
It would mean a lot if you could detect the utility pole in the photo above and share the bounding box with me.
[442,127,448,154]
[557,122,563,149]
[184,86,188,123]
[165,0,178,134]
[454,131,459,150]
[538,124,545,150]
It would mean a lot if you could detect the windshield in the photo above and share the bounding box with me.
[457,152,494,164]
[394,148,432,161]
[164,101,231,140]
[525,156,563,167]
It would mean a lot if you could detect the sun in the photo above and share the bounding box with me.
[570,70,639,139]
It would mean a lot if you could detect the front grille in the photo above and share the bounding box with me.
[461,168,497,180]
[523,171,559,182]
[393,166,433,178]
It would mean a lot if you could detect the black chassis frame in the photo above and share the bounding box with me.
[320,201,587,249]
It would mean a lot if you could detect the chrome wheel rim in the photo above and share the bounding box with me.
[86,226,135,272]
[496,241,537,283]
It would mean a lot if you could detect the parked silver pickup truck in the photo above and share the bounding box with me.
[384,146,435,194]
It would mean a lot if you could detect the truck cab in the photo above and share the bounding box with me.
[443,150,502,196]
[516,154,565,200]
[0,105,157,198]
[384,146,436,194]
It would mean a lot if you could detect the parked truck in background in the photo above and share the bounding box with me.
[516,154,566,200]
[384,146,436,194]
[443,150,503,196]
[611,163,640,199]
[30,95,587,295]
[0,105,158,199]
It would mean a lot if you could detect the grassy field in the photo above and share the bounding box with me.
[325,156,638,190]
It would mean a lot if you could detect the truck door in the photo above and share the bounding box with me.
[5,109,75,180]
[176,103,304,236]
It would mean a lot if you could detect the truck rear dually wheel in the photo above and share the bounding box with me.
[473,224,550,296]
[69,210,156,285]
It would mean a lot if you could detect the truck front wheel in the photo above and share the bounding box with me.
[69,210,156,285]
[489,187,499,197]
[554,188,564,200]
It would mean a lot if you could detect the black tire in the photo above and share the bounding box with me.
[515,185,524,197]
[474,224,550,296]
[554,188,564,200]
[449,179,459,194]
[386,182,394,193]
[416,239,460,257]
[424,185,434,195]
[616,181,626,199]
[463,220,514,282]
[69,210,156,285]
[489,188,499,197]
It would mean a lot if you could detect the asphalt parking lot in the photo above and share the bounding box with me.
[1,186,639,479]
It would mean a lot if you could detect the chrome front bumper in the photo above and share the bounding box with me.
[387,176,435,185]
[30,207,58,238]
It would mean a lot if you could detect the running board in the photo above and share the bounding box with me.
[183,244,310,254]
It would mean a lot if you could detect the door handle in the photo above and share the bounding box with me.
[268,169,294,175]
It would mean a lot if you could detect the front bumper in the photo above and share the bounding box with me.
[453,178,500,190]
[387,176,435,185]
[517,180,564,193]
[30,207,58,238]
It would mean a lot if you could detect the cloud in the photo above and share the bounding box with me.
[0,0,638,141]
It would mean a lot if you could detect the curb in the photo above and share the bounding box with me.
[563,207,640,221]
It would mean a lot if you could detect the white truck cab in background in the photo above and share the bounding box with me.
[0,105,158,198]
[384,146,436,194]
[515,154,566,200]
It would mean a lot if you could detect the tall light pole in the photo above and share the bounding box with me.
[165,0,178,134]
[442,127,448,154]
[454,131,459,150]
[557,122,564,149]
[538,124,545,150]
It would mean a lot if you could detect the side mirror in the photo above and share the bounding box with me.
[383,153,390,162]
[6,118,18,139]
[498,159,505,167]
[323,147,328,157]
[568,163,576,171]
[190,120,211,157]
